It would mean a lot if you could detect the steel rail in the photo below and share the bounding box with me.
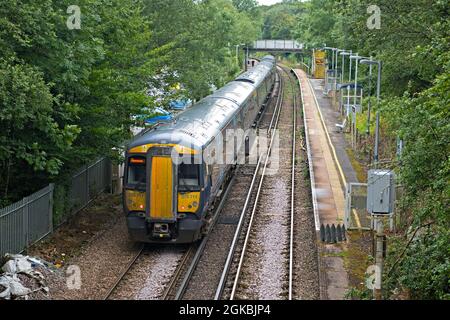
[286,68,297,301]
[161,245,195,300]
[214,65,299,301]
[103,244,145,300]
[173,175,235,300]
[292,69,321,231]
[229,67,286,300]
[214,67,285,300]
[214,69,285,300]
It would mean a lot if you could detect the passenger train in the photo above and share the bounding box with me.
[124,56,277,243]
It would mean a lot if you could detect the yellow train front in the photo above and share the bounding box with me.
[124,143,208,243]
[123,56,277,243]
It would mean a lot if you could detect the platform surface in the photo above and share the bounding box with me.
[295,69,353,300]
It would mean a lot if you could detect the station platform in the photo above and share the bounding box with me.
[294,69,360,300]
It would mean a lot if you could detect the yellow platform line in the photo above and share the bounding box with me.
[305,78,362,229]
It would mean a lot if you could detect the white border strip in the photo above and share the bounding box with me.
[292,69,321,231]
[306,78,348,190]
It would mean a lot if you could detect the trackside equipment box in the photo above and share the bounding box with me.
[367,170,396,215]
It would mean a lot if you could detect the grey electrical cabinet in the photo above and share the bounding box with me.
[367,170,396,214]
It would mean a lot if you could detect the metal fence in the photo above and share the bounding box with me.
[0,157,111,257]
[345,182,399,231]
[0,184,54,257]
[345,183,372,231]
[69,158,111,215]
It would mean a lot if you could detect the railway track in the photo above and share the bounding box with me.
[215,65,299,300]
[103,176,233,301]
[103,244,145,300]
[161,176,234,300]
[103,62,296,301]
[162,68,283,300]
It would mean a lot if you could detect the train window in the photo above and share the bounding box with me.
[127,157,146,188]
[178,163,200,192]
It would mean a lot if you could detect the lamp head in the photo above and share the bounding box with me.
[360,59,378,65]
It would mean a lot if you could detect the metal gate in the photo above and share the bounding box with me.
[344,183,372,230]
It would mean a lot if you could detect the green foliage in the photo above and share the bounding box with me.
[0,0,155,202]
[385,227,450,300]
[261,1,305,40]
[0,0,261,204]
[256,0,450,300]
[382,67,450,220]
[0,59,79,201]
[143,0,259,99]
[345,286,372,300]
[232,0,258,12]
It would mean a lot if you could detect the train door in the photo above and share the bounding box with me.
[147,148,176,222]
[150,157,173,220]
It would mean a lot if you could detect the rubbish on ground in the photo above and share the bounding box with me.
[0,254,50,300]
[0,274,32,299]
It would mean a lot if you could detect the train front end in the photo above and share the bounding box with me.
[123,143,207,244]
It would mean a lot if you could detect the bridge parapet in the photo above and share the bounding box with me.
[250,40,304,52]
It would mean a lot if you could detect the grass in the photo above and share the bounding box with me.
[346,147,368,182]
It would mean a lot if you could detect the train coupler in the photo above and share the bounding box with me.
[152,223,172,239]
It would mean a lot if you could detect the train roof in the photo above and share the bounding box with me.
[235,56,276,86]
[129,56,276,152]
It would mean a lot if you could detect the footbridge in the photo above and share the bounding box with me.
[249,40,304,53]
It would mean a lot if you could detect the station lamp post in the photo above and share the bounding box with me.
[235,43,246,68]
[335,49,342,78]
[336,49,347,83]
[360,59,382,166]
[324,47,336,70]
[350,54,362,106]
[340,51,352,83]
[360,59,382,103]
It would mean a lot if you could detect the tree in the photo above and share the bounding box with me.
[0,59,79,202]
[0,0,159,202]
[232,0,258,12]
[0,0,262,204]
[261,1,306,40]
[143,0,260,99]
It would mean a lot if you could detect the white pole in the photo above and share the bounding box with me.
[374,218,384,300]
[367,56,373,136]
[335,50,339,77]
[354,58,359,108]
[349,51,353,82]
[332,50,335,70]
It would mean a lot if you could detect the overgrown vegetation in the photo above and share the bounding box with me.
[0,0,260,205]
[257,0,449,300]
[1,0,448,300]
